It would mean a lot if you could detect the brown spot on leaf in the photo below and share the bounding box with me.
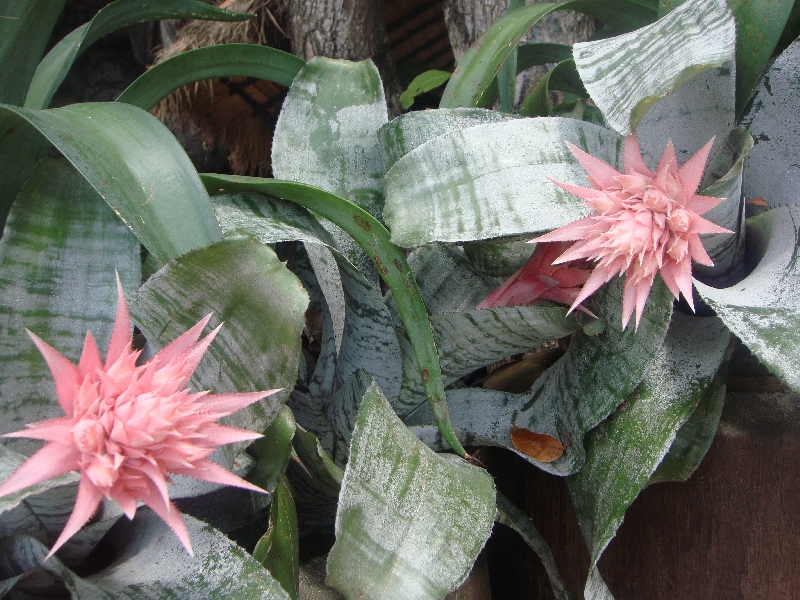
[352,214,371,231]
[510,426,564,462]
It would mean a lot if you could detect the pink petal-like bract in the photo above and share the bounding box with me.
[530,134,732,329]
[0,274,280,558]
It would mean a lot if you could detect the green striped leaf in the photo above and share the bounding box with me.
[695,205,800,393]
[382,117,623,246]
[0,102,222,265]
[24,0,252,110]
[326,382,495,600]
[0,158,140,455]
[740,38,800,209]
[573,0,735,136]
[566,314,732,600]
[0,0,66,106]
[117,44,305,111]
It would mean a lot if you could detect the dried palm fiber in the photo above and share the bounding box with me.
[153,0,289,175]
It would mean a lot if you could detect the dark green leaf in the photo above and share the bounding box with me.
[0,0,66,106]
[326,381,496,600]
[130,238,308,465]
[519,59,585,117]
[117,44,305,111]
[25,0,252,110]
[253,480,300,600]
[569,0,658,30]
[399,70,452,110]
[248,406,297,512]
[0,102,222,265]
[0,158,140,454]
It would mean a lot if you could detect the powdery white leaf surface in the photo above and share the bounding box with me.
[574,0,735,136]
[383,117,622,246]
[695,205,800,392]
[326,381,495,600]
[567,313,732,600]
[0,158,140,456]
[378,107,520,171]
[740,38,800,208]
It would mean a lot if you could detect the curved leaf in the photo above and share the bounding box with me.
[117,44,305,111]
[568,0,658,30]
[519,58,585,117]
[0,158,140,454]
[0,0,66,106]
[740,38,800,209]
[574,0,735,135]
[253,479,300,600]
[382,117,622,246]
[566,314,732,600]
[248,406,297,511]
[0,102,222,265]
[202,174,466,457]
[695,205,800,393]
[130,238,309,465]
[326,381,495,600]
[379,108,519,172]
[24,0,252,110]
[440,2,563,109]
[399,70,452,110]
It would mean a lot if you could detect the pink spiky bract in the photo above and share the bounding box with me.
[532,134,732,330]
[0,274,280,558]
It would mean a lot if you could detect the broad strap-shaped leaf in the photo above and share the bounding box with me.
[117,44,305,111]
[382,117,622,247]
[248,406,297,512]
[0,102,222,265]
[81,509,291,598]
[211,192,403,407]
[253,479,300,600]
[399,70,452,110]
[740,38,800,209]
[519,59,585,118]
[130,238,308,465]
[495,492,571,600]
[440,2,563,109]
[728,0,796,116]
[203,175,466,457]
[573,0,735,136]
[0,158,140,454]
[566,313,732,600]
[326,380,495,600]
[24,0,252,110]
[0,0,66,106]
[379,107,519,172]
[695,205,800,393]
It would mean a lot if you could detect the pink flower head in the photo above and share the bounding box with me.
[0,275,279,558]
[533,133,732,329]
[476,241,594,313]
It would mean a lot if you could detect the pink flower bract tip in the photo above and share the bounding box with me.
[532,133,732,330]
[0,274,280,558]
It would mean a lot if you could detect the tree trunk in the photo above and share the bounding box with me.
[287,0,402,115]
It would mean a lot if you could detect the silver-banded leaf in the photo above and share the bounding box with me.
[692,129,752,283]
[740,38,800,209]
[24,0,252,110]
[566,313,732,600]
[382,117,623,246]
[0,0,66,106]
[324,370,375,467]
[0,158,140,454]
[81,509,291,599]
[573,0,735,136]
[130,238,308,467]
[379,108,520,171]
[395,306,582,415]
[0,102,222,265]
[326,380,495,600]
[211,192,403,406]
[695,205,800,392]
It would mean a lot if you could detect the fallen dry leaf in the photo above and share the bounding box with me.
[510,426,564,462]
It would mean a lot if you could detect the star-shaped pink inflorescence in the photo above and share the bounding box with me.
[0,275,279,558]
[532,133,732,329]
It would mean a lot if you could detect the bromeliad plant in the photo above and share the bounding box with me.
[1,0,799,599]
